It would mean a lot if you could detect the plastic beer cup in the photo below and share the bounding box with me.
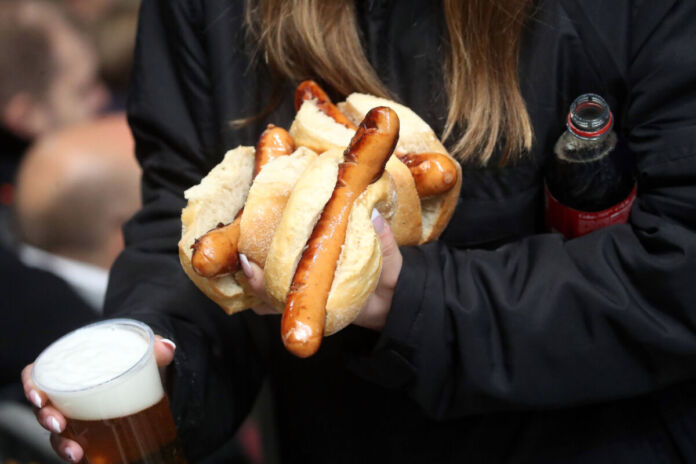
[32,319,187,463]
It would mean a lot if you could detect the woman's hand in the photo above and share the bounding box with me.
[353,213,403,330]
[240,211,403,331]
[21,336,177,463]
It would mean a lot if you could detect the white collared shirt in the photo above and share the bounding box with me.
[19,244,108,313]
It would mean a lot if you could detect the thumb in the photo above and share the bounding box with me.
[239,253,264,294]
[154,336,176,367]
[372,210,402,288]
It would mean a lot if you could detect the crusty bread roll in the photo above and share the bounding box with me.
[340,93,462,243]
[290,100,422,245]
[263,148,395,335]
[238,147,317,267]
[179,146,259,314]
[383,156,422,245]
[295,93,462,244]
[289,100,354,153]
[179,145,317,314]
[339,93,447,156]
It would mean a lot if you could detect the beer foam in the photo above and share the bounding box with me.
[33,321,164,421]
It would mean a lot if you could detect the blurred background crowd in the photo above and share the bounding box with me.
[0,1,262,462]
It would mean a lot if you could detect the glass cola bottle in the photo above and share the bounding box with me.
[545,94,636,238]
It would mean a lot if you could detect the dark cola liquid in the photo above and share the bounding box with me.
[547,131,634,212]
[62,396,187,464]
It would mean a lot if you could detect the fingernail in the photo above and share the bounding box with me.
[372,211,386,234]
[239,253,252,278]
[49,416,62,433]
[371,207,380,221]
[65,447,76,462]
[160,338,176,352]
[30,389,42,408]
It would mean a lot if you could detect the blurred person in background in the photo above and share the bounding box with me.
[14,113,141,310]
[0,3,130,460]
[93,0,140,109]
[56,0,141,110]
[0,0,120,388]
[0,114,139,462]
[2,113,140,385]
[0,0,109,246]
[58,0,116,26]
[0,244,92,464]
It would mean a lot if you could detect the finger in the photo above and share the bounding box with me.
[353,211,403,331]
[154,336,176,367]
[372,211,403,289]
[36,405,66,434]
[50,433,83,463]
[373,213,399,256]
[22,363,47,409]
[239,253,264,293]
[240,254,281,314]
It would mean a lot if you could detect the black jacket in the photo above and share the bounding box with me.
[106,0,696,462]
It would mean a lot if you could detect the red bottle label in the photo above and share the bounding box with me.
[545,184,637,238]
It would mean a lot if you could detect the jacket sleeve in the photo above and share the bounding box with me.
[355,0,696,418]
[103,0,268,458]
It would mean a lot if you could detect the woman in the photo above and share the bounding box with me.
[24,0,696,462]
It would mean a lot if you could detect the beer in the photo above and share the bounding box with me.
[32,319,187,464]
[62,396,184,463]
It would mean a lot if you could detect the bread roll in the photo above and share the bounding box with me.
[179,146,259,314]
[294,93,461,244]
[238,147,317,267]
[289,100,354,153]
[264,148,395,335]
[340,93,462,243]
[339,93,448,156]
[179,145,317,314]
[383,156,422,245]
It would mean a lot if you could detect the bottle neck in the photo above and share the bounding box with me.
[567,94,613,140]
[567,106,613,140]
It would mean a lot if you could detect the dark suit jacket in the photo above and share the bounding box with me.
[0,246,96,391]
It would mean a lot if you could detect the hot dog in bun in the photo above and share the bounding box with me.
[179,82,460,356]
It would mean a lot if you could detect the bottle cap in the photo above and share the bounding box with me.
[567,93,613,140]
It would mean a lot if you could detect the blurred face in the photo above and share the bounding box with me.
[42,25,109,130]
[63,0,116,25]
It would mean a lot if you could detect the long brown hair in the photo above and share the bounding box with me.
[244,0,534,165]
